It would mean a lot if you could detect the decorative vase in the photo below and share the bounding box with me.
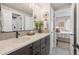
[38,28,42,33]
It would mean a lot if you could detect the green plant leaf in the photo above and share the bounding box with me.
[34,20,44,30]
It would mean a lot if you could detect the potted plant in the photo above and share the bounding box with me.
[38,20,44,33]
[34,20,44,33]
[34,21,39,30]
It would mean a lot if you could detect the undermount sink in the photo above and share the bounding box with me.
[18,36,31,40]
[9,37,32,44]
[12,33,43,44]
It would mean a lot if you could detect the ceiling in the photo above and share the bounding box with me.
[36,3,50,8]
[51,3,72,11]
[1,3,72,14]
[1,3,33,15]
[1,3,49,15]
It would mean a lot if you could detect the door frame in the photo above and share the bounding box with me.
[70,3,77,55]
[73,4,77,55]
[75,3,79,55]
[50,4,56,54]
[50,3,77,55]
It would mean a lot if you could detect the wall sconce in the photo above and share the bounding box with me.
[34,15,37,19]
[44,12,49,18]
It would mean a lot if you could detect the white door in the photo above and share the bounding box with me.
[70,3,75,55]
[50,6,56,54]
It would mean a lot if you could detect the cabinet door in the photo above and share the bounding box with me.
[33,40,41,55]
[1,9,12,32]
[33,48,40,55]
[8,44,33,55]
[46,35,50,55]
[41,38,46,48]
[33,40,40,50]
[41,48,46,55]
[40,38,46,55]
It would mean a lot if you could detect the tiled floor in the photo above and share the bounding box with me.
[52,47,71,55]
[56,37,70,50]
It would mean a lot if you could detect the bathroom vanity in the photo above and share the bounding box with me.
[0,33,50,55]
[9,34,50,55]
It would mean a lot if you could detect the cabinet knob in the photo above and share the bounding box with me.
[35,52,40,55]
[30,47,32,49]
[42,47,45,50]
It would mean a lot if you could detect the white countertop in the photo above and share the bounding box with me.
[0,33,49,55]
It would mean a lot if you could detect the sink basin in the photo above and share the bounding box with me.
[18,36,31,40]
[15,37,31,43]
[8,36,31,44]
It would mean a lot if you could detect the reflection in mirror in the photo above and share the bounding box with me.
[12,13,22,31]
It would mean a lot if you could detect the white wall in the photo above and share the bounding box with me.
[1,9,12,32]
[55,8,71,17]
[64,17,71,31]
[33,4,50,30]
[0,5,1,31]
[25,16,33,30]
[55,8,73,32]
[33,4,50,20]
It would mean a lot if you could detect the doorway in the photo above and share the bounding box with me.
[51,3,73,55]
[56,16,71,50]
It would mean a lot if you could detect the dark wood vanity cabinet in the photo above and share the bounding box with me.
[33,40,41,55]
[40,38,46,55]
[8,35,50,55]
[8,44,33,55]
[45,35,50,54]
[33,47,40,55]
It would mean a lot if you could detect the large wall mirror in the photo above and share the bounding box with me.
[0,4,34,32]
[0,12,33,32]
